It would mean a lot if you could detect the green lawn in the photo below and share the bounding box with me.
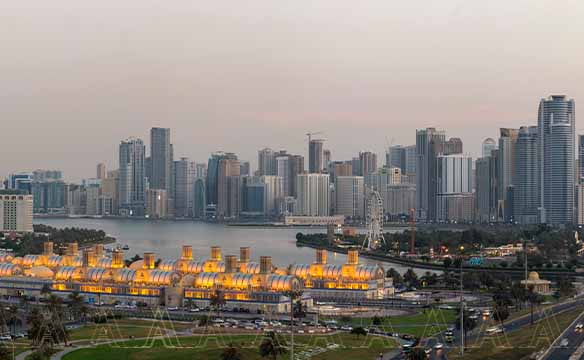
[62,333,397,360]
[447,306,584,360]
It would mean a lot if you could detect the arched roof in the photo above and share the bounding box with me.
[322,265,342,279]
[0,263,22,277]
[157,259,178,272]
[352,265,384,281]
[267,275,300,291]
[22,255,41,267]
[96,258,113,268]
[25,266,53,278]
[0,254,14,264]
[148,270,179,286]
[240,262,260,274]
[47,255,63,268]
[55,266,79,281]
[184,261,206,274]
[129,260,144,270]
[289,264,310,278]
[228,273,257,289]
[86,268,113,282]
[195,272,220,288]
[114,268,137,282]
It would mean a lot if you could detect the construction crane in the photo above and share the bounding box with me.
[306,131,324,144]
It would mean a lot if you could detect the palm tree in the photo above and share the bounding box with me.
[220,343,243,360]
[67,291,85,321]
[210,290,226,315]
[259,332,287,360]
[7,305,19,336]
[40,284,52,299]
[527,286,543,325]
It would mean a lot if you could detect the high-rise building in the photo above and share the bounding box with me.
[193,177,206,218]
[146,189,168,219]
[276,156,291,197]
[538,95,576,224]
[415,127,446,221]
[497,128,519,222]
[475,156,497,223]
[578,183,584,225]
[384,184,416,217]
[240,161,251,176]
[0,191,33,232]
[335,176,364,218]
[206,152,237,206]
[443,138,463,155]
[295,173,330,216]
[96,163,107,180]
[174,158,196,218]
[32,180,66,214]
[435,154,473,222]
[242,176,283,216]
[323,149,332,172]
[579,135,584,181]
[217,157,241,218]
[330,161,353,183]
[100,171,118,215]
[309,139,324,173]
[119,138,146,216]
[6,173,33,194]
[288,155,304,198]
[365,167,401,193]
[358,151,378,176]
[386,145,416,177]
[32,170,62,183]
[482,138,497,158]
[149,127,172,193]
[258,148,276,176]
[513,126,539,224]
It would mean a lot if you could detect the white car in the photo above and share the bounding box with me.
[340,325,353,331]
[0,335,11,341]
[486,326,503,335]
[560,338,569,347]
[189,308,200,312]
[434,343,444,350]
[575,323,583,332]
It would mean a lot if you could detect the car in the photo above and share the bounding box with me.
[486,326,503,335]
[0,335,11,341]
[469,315,479,320]
[444,330,454,337]
[340,325,353,331]
[575,323,583,332]
[560,338,569,347]
[424,348,432,355]
[434,343,444,350]
[167,307,179,311]
[482,309,492,317]
[211,318,224,324]
[189,308,200,312]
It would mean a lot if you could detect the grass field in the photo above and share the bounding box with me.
[447,306,584,360]
[62,332,397,360]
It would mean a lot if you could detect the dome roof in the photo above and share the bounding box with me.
[129,260,144,270]
[267,275,300,291]
[195,272,220,288]
[158,259,178,272]
[0,263,22,277]
[25,266,54,278]
[289,264,310,278]
[528,271,540,281]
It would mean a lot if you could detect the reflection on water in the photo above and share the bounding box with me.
[35,218,435,275]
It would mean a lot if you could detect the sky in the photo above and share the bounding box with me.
[2,1,583,182]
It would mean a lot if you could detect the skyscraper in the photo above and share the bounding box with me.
[514,126,539,224]
[96,163,107,180]
[217,157,241,218]
[288,154,304,197]
[119,138,146,216]
[538,95,576,224]
[276,156,291,197]
[206,152,237,206]
[435,154,473,222]
[323,149,332,172]
[497,128,519,222]
[358,151,378,176]
[579,135,584,181]
[415,127,446,221]
[258,148,276,176]
[174,157,195,218]
[295,173,330,216]
[309,139,324,173]
[335,176,365,218]
[482,138,497,158]
[149,128,172,192]
[475,156,497,223]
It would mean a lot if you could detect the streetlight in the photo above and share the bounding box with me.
[459,245,464,356]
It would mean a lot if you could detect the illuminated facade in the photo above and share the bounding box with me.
[0,243,393,312]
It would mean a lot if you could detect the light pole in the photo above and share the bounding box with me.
[459,245,464,356]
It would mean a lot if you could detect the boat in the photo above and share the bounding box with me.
[122,244,130,250]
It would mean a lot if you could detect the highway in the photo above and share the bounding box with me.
[542,310,584,360]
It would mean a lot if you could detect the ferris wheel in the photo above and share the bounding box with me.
[363,190,385,251]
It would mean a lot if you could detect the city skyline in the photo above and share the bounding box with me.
[3,1,584,180]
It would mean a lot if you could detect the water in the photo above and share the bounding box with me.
[34,218,432,275]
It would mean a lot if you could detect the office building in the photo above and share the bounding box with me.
[240,161,250,176]
[579,135,584,181]
[118,138,146,216]
[295,173,330,216]
[359,151,378,176]
[513,126,539,224]
[193,178,206,219]
[217,158,241,218]
[149,127,173,193]
[497,128,519,222]
[206,152,237,206]
[384,184,416,217]
[258,148,276,176]
[96,163,107,180]
[335,176,364,218]
[146,189,168,219]
[309,139,324,173]
[5,173,33,194]
[475,156,497,223]
[435,154,473,222]
[416,127,446,221]
[32,180,66,214]
[482,138,497,158]
[32,170,62,183]
[174,158,196,218]
[538,95,576,224]
[0,190,33,232]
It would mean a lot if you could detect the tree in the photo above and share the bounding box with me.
[372,316,383,326]
[403,269,419,288]
[220,343,243,360]
[40,284,52,299]
[259,332,287,360]
[210,290,226,313]
[406,347,428,360]
[67,291,85,321]
[350,327,367,337]
[510,282,527,310]
[293,300,306,319]
[0,343,11,360]
[558,278,576,298]
[197,316,210,329]
[386,268,403,285]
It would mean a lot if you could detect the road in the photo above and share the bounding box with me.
[541,310,584,360]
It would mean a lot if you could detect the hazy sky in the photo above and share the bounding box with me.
[2,1,583,181]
